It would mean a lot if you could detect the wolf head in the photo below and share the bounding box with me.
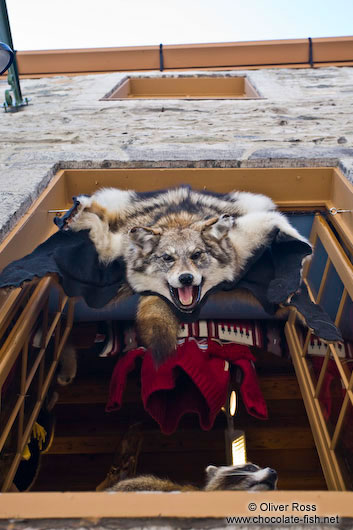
[126,214,238,313]
[205,462,278,491]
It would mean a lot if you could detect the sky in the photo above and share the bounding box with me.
[5,0,353,51]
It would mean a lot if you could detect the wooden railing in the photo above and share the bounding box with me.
[286,214,353,490]
[0,278,74,491]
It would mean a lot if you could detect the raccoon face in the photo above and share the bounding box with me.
[126,215,237,312]
[205,463,278,491]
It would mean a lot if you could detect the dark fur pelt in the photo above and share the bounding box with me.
[0,186,342,364]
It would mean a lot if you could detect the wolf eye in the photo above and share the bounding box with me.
[191,251,202,261]
[162,253,174,263]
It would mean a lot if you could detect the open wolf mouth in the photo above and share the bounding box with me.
[169,284,202,312]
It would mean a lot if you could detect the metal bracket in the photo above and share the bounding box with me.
[2,64,29,112]
[159,43,164,72]
[329,207,353,216]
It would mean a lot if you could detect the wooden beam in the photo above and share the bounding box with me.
[48,423,315,454]
[56,374,302,405]
[3,489,353,519]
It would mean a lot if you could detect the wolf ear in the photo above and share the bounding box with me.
[129,226,162,253]
[205,465,218,479]
[202,214,235,241]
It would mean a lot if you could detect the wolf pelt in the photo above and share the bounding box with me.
[69,186,310,364]
[106,463,277,492]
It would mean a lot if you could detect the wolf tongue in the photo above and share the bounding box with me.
[178,286,193,306]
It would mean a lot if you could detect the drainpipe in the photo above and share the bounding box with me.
[0,0,28,111]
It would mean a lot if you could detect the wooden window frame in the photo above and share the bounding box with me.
[0,166,352,518]
[101,75,261,100]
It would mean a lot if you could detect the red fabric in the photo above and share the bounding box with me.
[311,357,339,420]
[311,357,353,420]
[309,356,353,453]
[106,338,267,434]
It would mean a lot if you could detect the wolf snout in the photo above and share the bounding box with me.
[168,274,202,310]
[179,273,194,286]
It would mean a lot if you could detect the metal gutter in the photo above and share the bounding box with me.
[16,36,353,77]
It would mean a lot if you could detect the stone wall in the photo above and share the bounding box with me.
[0,66,353,241]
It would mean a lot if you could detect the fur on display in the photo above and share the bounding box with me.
[0,186,342,362]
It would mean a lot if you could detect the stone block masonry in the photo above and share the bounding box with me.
[0,66,353,242]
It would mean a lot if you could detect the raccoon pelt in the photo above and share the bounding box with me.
[0,186,342,365]
[57,342,77,386]
[106,463,278,492]
[32,327,77,384]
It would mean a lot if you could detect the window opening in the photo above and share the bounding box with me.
[0,167,352,517]
[102,75,261,100]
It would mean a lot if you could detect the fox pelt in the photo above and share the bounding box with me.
[106,462,278,492]
[0,185,342,364]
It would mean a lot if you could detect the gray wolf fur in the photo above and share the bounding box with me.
[106,463,278,492]
[69,186,310,364]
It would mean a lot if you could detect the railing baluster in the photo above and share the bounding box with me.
[331,393,350,450]
[17,341,28,453]
[316,257,331,304]
[314,347,331,398]
[334,289,347,327]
